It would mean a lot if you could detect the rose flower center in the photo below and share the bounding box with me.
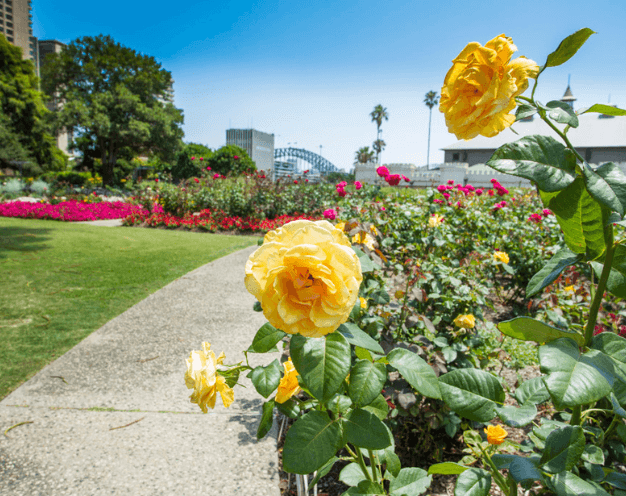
[290,267,324,303]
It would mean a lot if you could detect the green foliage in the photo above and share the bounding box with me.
[42,34,184,185]
[204,145,255,176]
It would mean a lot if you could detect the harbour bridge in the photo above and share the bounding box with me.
[274,147,340,175]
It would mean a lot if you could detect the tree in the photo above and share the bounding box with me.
[354,146,375,165]
[424,90,439,168]
[184,142,213,160]
[42,35,185,185]
[369,104,388,163]
[205,145,256,176]
[372,139,386,163]
[0,34,61,174]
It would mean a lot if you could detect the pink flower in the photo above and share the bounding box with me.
[476,189,483,196]
[386,174,401,186]
[437,185,447,193]
[323,208,337,220]
[193,178,199,183]
[381,207,386,211]
[191,156,195,160]
[499,201,507,207]
[305,179,309,183]
[447,180,455,185]
[199,157,204,161]
[488,189,495,196]
[294,180,298,184]
[206,166,211,171]
[234,155,239,160]
[402,175,410,183]
[490,178,499,185]
[620,325,626,337]
[354,181,363,190]
[304,170,309,174]
[528,213,543,224]
[542,209,552,217]
[594,325,605,336]
[456,201,463,208]
[213,173,220,179]
[376,166,390,178]
[443,193,450,200]
[337,181,347,188]
[466,184,475,192]
[337,188,347,197]
[496,187,509,196]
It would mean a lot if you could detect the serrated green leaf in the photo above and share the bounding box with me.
[385,450,401,477]
[276,397,300,419]
[603,472,626,490]
[257,400,275,439]
[387,347,441,400]
[308,456,338,491]
[327,394,353,416]
[428,462,469,475]
[343,408,393,450]
[362,394,389,421]
[539,425,585,473]
[389,467,432,496]
[249,360,282,398]
[283,410,345,474]
[290,333,351,403]
[545,28,595,68]
[247,322,286,353]
[495,403,537,427]
[580,104,626,117]
[515,104,537,121]
[439,369,505,422]
[591,333,626,404]
[338,323,384,354]
[582,444,605,465]
[514,377,550,405]
[508,456,544,485]
[487,135,576,192]
[454,468,491,496]
[349,360,387,408]
[526,246,583,297]
[497,317,583,346]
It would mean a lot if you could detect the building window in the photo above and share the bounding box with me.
[0,27,3,33]
[452,153,460,161]
[6,14,11,20]
[7,29,12,35]
[6,0,12,4]
[7,37,13,43]
[585,149,592,162]
[6,7,12,13]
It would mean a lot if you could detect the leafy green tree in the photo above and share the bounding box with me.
[372,139,386,162]
[205,145,256,176]
[424,90,439,168]
[42,35,185,185]
[184,142,213,159]
[0,34,61,174]
[369,104,388,163]
[354,146,375,165]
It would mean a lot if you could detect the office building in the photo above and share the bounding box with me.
[226,128,275,174]
[0,0,37,70]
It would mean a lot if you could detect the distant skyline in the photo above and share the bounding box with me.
[32,0,626,171]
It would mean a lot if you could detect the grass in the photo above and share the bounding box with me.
[0,217,258,400]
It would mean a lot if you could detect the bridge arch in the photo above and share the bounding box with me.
[274,148,340,175]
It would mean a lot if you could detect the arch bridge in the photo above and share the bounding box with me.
[274,147,340,175]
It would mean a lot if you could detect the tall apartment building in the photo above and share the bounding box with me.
[0,0,38,70]
[226,128,275,174]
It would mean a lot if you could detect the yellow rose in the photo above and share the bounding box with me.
[428,214,444,228]
[493,251,509,264]
[359,297,368,309]
[454,314,476,329]
[439,34,539,140]
[352,231,376,250]
[184,342,234,412]
[484,424,508,445]
[245,220,363,337]
[564,285,575,293]
[335,222,346,232]
[275,358,301,404]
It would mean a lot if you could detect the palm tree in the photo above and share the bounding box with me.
[424,91,439,169]
[370,104,389,163]
[354,146,375,165]
[372,139,386,163]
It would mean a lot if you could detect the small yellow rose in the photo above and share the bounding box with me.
[484,424,508,445]
[335,222,346,232]
[564,285,575,293]
[493,251,509,264]
[454,314,476,329]
[352,231,376,250]
[428,214,444,228]
[359,297,367,309]
[439,34,539,140]
[245,220,363,337]
[275,358,301,404]
[184,342,234,412]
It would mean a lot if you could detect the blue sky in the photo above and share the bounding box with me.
[32,0,626,171]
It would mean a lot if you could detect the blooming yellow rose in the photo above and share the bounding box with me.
[454,314,476,329]
[184,342,234,412]
[439,34,539,140]
[493,251,510,264]
[484,424,508,445]
[564,285,575,293]
[352,231,376,250]
[275,358,301,404]
[245,220,363,337]
[359,297,368,309]
[335,222,346,232]
[428,214,444,228]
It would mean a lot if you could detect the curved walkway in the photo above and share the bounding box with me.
[0,244,280,496]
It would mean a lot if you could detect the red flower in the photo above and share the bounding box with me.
[199,157,204,161]
[305,179,309,183]
[402,175,410,183]
[294,180,298,184]
[447,179,455,185]
[194,178,199,183]
[376,166,390,178]
[304,170,309,174]
[213,173,220,179]
[191,156,195,160]
[354,181,363,190]
[155,178,159,183]
[337,188,347,197]
[528,213,543,224]
[207,166,211,171]
[386,174,401,186]
[233,155,239,160]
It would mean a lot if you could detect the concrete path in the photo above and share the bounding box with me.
[0,245,281,496]
[75,219,124,227]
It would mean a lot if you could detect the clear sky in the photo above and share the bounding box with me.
[32,0,626,171]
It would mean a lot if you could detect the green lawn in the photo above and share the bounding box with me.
[0,218,257,399]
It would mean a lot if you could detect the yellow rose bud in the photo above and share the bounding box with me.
[275,358,301,404]
[493,251,509,264]
[359,297,367,309]
[245,220,363,337]
[484,424,508,445]
[428,214,444,228]
[184,342,234,412]
[454,314,476,329]
[440,34,539,140]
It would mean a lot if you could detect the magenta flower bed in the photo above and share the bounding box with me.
[0,200,148,222]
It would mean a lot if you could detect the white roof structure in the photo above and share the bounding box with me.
[442,110,626,151]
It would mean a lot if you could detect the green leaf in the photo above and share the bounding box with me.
[308,457,338,491]
[343,480,386,495]
[497,317,584,346]
[247,323,286,353]
[580,104,626,117]
[290,333,351,403]
[249,360,282,398]
[439,369,505,422]
[328,394,353,416]
[491,454,517,470]
[282,410,345,474]
[610,392,626,418]
[343,408,393,450]
[526,246,583,297]
[539,338,613,409]
[550,471,611,496]
[428,462,469,475]
[603,472,626,490]
[349,360,387,408]
[486,135,576,192]
[540,176,608,261]
[371,289,390,305]
[353,247,380,273]
[514,377,551,406]
[590,245,626,299]
[508,456,544,485]
[515,104,537,121]
[338,323,385,354]
[591,332,626,404]
[454,468,492,496]
[385,450,401,477]
[276,398,300,419]
[582,162,626,216]
[389,467,432,496]
[252,301,262,312]
[387,348,441,400]
[545,28,595,68]
[544,100,580,128]
[257,399,275,439]
[582,444,605,465]
[539,425,585,473]
[363,394,389,421]
[340,462,368,487]
[495,403,538,427]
